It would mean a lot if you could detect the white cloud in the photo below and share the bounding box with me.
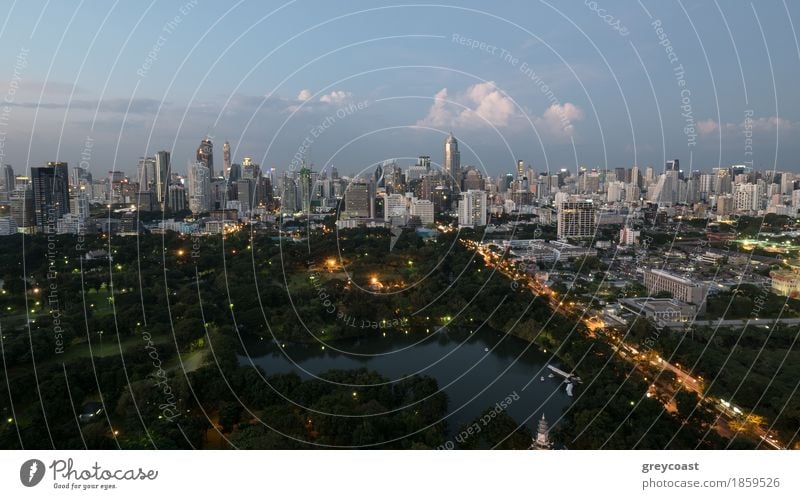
[697,118,720,136]
[416,81,516,129]
[748,115,797,134]
[296,89,312,101]
[319,90,351,104]
[416,82,584,139]
[696,115,799,139]
[533,102,584,138]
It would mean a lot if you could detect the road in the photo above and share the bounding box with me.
[464,238,785,449]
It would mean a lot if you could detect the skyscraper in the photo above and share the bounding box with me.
[222,141,231,178]
[443,133,461,189]
[196,138,214,177]
[458,189,487,228]
[344,180,375,219]
[137,156,156,191]
[557,197,596,240]
[154,150,170,204]
[31,162,70,231]
[1,164,14,198]
[187,160,210,214]
[666,159,679,174]
[298,163,312,214]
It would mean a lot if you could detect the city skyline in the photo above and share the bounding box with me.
[0,1,799,177]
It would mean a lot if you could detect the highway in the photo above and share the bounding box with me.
[463,238,785,449]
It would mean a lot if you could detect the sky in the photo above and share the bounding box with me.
[0,0,798,179]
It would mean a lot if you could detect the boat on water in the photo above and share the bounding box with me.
[540,376,545,381]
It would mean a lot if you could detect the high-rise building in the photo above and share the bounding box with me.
[154,151,170,204]
[281,173,297,215]
[443,133,461,189]
[31,162,70,231]
[457,189,487,228]
[666,159,679,173]
[556,197,595,240]
[236,179,253,214]
[344,180,375,219]
[1,164,14,198]
[410,198,434,225]
[222,141,231,178]
[10,189,34,231]
[462,166,485,191]
[517,160,524,179]
[137,156,155,191]
[196,138,214,177]
[630,165,640,188]
[298,164,312,214]
[229,163,241,182]
[167,184,187,212]
[187,160,211,214]
[384,193,406,222]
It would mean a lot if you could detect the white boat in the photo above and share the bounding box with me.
[540,376,545,381]
[566,382,574,397]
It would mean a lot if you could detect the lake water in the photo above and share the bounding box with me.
[238,328,573,439]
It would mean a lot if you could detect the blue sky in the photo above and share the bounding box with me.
[0,0,798,178]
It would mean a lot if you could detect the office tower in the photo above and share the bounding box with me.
[187,160,211,214]
[1,164,14,197]
[298,164,312,214]
[458,189,488,228]
[417,155,431,169]
[517,160,524,179]
[556,197,596,239]
[410,198,434,225]
[374,163,384,188]
[10,189,34,230]
[241,157,260,179]
[31,162,70,231]
[382,162,404,194]
[137,156,156,190]
[344,180,375,218]
[108,170,125,183]
[734,183,760,212]
[443,133,461,188]
[648,170,681,205]
[666,159,679,173]
[384,193,406,222]
[229,163,241,182]
[70,186,90,220]
[154,151,170,204]
[222,141,231,178]
[281,172,297,214]
[210,178,228,211]
[630,165,640,188]
[607,181,625,202]
[580,171,600,194]
[196,137,214,177]
[781,173,795,195]
[614,167,627,183]
[167,184,187,212]
[644,166,654,185]
[236,179,253,214]
[462,166,485,191]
